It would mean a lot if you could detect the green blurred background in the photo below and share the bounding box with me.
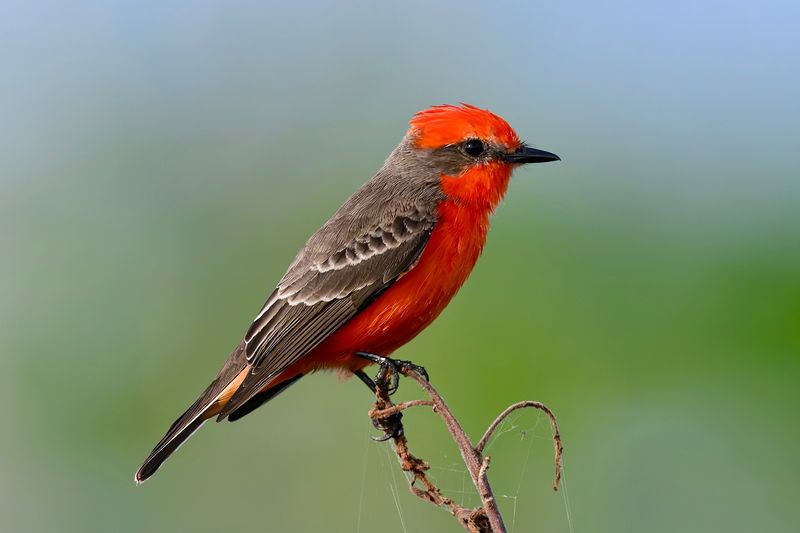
[2,1,798,532]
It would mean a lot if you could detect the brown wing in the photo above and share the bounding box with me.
[216,209,435,420]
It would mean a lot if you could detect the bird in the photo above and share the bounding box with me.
[135,103,559,483]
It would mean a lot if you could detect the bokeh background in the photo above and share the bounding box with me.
[2,1,799,532]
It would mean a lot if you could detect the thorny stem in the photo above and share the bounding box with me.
[368,368,564,533]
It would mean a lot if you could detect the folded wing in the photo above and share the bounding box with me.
[217,207,435,420]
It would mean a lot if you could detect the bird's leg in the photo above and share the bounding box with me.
[355,351,400,394]
[354,364,401,440]
[354,369,377,393]
[395,359,429,383]
[355,352,430,395]
[354,352,430,441]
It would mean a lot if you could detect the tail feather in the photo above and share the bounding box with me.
[134,342,248,484]
[135,402,207,484]
[226,373,303,422]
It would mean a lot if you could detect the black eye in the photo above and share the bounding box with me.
[463,139,485,157]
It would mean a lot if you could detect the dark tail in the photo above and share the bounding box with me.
[135,342,248,484]
[226,373,303,421]
[134,397,208,484]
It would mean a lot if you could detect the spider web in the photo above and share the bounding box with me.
[355,409,575,532]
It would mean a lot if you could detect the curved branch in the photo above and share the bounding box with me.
[476,400,563,491]
[368,399,434,419]
[367,368,564,533]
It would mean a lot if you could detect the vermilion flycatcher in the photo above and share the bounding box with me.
[135,104,559,483]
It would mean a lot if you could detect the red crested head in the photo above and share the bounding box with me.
[409,103,521,151]
[403,104,559,212]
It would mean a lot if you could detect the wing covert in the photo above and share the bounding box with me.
[218,208,435,419]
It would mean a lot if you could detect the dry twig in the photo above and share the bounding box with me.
[368,368,563,533]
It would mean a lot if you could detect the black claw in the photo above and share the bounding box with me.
[371,412,404,441]
[396,360,429,382]
[354,352,429,396]
[355,352,430,436]
[375,360,397,394]
[387,362,401,394]
[354,352,428,441]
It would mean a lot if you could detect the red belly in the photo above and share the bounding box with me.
[271,200,490,382]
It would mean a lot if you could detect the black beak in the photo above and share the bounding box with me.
[504,145,560,164]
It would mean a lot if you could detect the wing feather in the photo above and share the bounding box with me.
[217,209,435,420]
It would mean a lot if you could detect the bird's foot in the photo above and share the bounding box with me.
[354,352,429,441]
[355,366,404,440]
[354,352,429,396]
[394,359,430,383]
[371,411,404,441]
